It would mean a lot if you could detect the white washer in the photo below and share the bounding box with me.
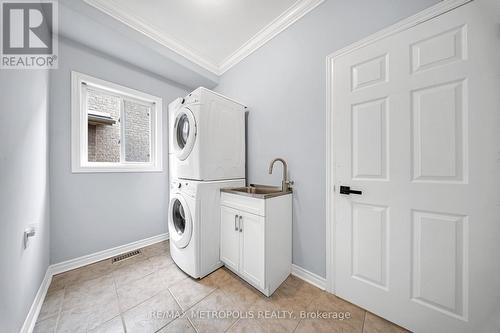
[171,87,246,181]
[168,178,245,278]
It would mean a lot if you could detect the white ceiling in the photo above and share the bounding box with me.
[84,0,324,75]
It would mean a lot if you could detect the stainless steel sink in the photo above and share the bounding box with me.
[221,184,292,199]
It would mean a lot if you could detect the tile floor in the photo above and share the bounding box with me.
[34,241,409,333]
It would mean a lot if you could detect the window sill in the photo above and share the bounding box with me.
[72,165,163,174]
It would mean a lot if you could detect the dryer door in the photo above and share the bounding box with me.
[168,193,193,249]
[173,106,197,161]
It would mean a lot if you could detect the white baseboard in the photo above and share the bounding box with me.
[291,264,326,290]
[21,233,168,333]
[20,268,53,333]
[51,233,169,275]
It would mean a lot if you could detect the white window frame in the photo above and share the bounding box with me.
[71,71,163,173]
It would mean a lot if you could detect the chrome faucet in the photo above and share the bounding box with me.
[269,158,293,192]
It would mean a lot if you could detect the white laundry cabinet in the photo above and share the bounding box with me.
[220,191,292,296]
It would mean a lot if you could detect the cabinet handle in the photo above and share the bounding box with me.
[234,215,238,231]
[239,215,243,232]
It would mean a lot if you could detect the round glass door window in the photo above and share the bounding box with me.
[173,107,196,160]
[172,199,186,235]
[176,114,190,149]
[168,194,192,249]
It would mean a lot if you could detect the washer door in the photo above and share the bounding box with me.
[173,107,196,161]
[168,193,193,249]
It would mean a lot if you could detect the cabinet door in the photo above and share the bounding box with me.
[220,205,240,272]
[239,211,265,289]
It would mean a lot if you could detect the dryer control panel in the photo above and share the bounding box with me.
[184,92,200,105]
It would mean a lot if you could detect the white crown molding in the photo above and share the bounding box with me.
[291,264,326,290]
[83,0,220,74]
[218,0,324,74]
[325,0,473,294]
[83,0,324,76]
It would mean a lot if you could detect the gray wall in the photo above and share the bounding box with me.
[215,0,439,277]
[0,71,51,331]
[49,38,188,264]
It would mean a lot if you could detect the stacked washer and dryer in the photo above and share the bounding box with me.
[167,88,246,278]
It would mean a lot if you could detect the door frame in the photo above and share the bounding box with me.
[324,0,472,294]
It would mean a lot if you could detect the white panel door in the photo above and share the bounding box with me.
[239,211,265,289]
[220,206,240,272]
[331,1,500,332]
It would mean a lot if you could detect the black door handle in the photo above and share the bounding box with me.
[339,186,362,195]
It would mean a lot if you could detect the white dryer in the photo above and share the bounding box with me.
[168,178,245,278]
[171,87,246,181]
[168,98,183,180]
[168,97,183,154]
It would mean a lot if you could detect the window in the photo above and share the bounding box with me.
[71,71,163,172]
